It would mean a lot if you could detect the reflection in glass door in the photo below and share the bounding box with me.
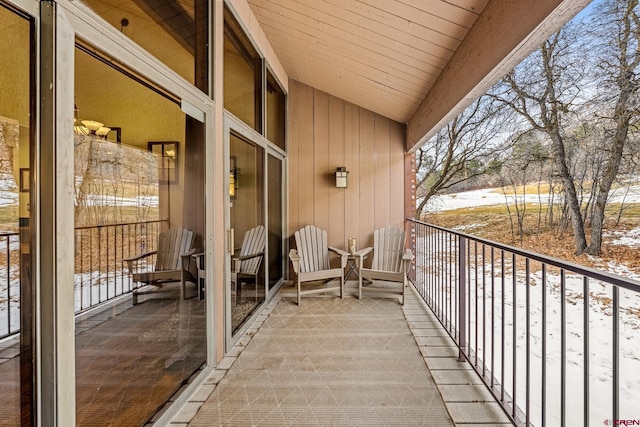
[0,3,34,424]
[229,133,265,334]
[267,154,283,291]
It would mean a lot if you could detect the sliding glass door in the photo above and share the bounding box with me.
[228,133,265,334]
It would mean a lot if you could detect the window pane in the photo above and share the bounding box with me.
[267,71,286,150]
[224,6,262,133]
[267,155,283,291]
[79,0,209,91]
[74,46,206,426]
[230,133,265,333]
[0,4,33,425]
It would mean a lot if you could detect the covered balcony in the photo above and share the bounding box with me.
[6,0,637,426]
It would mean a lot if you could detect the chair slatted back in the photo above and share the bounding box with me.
[372,225,405,273]
[295,225,330,273]
[156,227,194,271]
[239,225,266,275]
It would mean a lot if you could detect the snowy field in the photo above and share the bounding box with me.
[424,183,640,213]
[415,183,640,425]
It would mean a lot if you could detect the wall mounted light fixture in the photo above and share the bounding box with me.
[335,166,348,188]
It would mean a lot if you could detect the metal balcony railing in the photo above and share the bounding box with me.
[407,218,640,427]
[74,219,166,312]
[0,219,166,340]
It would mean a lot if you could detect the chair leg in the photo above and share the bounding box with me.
[180,270,186,300]
[132,290,139,305]
[340,271,344,299]
[358,274,362,300]
[297,277,301,306]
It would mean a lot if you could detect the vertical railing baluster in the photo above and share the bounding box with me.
[474,241,478,367]
[512,253,517,418]
[491,246,496,390]
[613,285,619,423]
[542,263,547,427]
[583,276,589,427]
[483,244,486,378]
[500,249,505,401]
[458,235,466,362]
[526,257,530,425]
[561,268,566,427]
[5,237,10,334]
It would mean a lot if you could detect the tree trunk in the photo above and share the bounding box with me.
[549,131,588,254]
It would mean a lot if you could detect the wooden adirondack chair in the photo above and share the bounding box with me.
[289,225,348,305]
[355,225,414,305]
[231,225,266,302]
[125,226,196,305]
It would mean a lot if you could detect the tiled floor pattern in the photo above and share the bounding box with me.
[172,283,512,426]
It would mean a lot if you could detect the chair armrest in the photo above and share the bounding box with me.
[193,252,205,270]
[328,246,349,268]
[234,251,265,261]
[124,250,157,263]
[289,249,301,273]
[353,247,373,269]
[180,248,198,269]
[401,249,414,273]
[123,250,157,272]
[181,248,197,258]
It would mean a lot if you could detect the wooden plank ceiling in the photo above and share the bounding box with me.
[246,0,489,124]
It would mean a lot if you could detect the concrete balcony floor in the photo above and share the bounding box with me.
[171,284,512,426]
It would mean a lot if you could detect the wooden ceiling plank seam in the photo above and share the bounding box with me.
[263,47,432,120]
[253,2,454,66]
[251,0,455,63]
[440,0,490,13]
[253,8,449,73]
[394,0,484,26]
[322,0,465,48]
[293,74,417,122]
[261,27,437,93]
[356,0,472,36]
[255,20,446,84]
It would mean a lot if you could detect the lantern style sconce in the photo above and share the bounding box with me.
[335,166,348,188]
[229,156,238,199]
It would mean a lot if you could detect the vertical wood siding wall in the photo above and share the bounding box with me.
[288,80,407,252]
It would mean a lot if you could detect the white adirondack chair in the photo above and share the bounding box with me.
[231,225,266,302]
[355,225,414,305]
[289,225,348,305]
[125,226,196,305]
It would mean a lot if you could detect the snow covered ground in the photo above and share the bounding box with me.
[418,184,640,425]
[424,184,640,213]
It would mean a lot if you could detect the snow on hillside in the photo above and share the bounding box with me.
[425,184,640,213]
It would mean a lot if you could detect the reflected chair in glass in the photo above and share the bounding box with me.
[124,226,196,304]
[231,225,266,303]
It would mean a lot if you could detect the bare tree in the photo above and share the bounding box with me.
[491,0,640,256]
[415,96,508,217]
[582,0,640,254]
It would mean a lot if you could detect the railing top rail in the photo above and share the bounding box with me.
[0,231,19,238]
[74,218,168,231]
[407,218,640,293]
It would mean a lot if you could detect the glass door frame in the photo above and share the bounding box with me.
[1,0,39,425]
[44,1,216,424]
[224,111,286,348]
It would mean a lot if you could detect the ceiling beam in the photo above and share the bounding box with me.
[406,0,592,152]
